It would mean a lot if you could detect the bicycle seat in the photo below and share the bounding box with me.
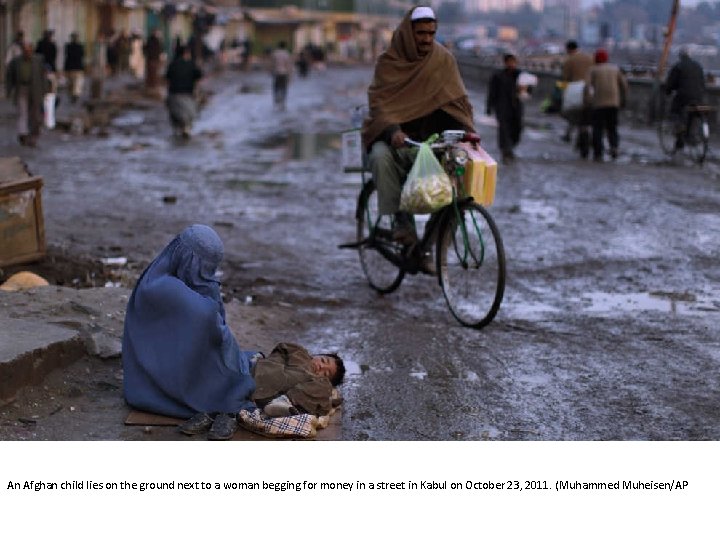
[685,105,715,113]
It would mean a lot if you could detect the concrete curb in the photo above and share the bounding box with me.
[0,317,85,405]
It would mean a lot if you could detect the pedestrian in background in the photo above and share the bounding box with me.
[106,29,120,76]
[561,40,593,157]
[64,32,85,103]
[5,30,24,67]
[487,53,523,163]
[584,48,627,161]
[90,31,107,99]
[35,29,58,102]
[5,43,47,147]
[35,30,57,73]
[116,30,131,73]
[144,28,163,92]
[664,48,705,151]
[165,45,202,138]
[129,30,145,80]
[270,41,292,111]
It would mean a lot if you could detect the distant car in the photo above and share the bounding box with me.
[455,37,479,52]
[541,43,563,55]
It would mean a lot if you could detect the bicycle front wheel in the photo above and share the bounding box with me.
[437,202,506,329]
[356,181,405,293]
[686,115,709,164]
[657,114,677,156]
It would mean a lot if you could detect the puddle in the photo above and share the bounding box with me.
[343,359,362,378]
[519,199,560,224]
[287,133,341,160]
[579,291,720,315]
[112,112,145,127]
[505,301,561,318]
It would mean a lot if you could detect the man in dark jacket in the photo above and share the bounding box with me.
[64,32,85,103]
[165,45,202,137]
[35,30,57,72]
[665,49,705,150]
[144,28,163,90]
[487,53,522,163]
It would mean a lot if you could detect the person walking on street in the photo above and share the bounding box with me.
[561,40,593,157]
[116,30,131,73]
[270,41,292,111]
[64,32,85,103]
[584,48,627,161]
[106,29,120,76]
[35,30,58,100]
[90,31,107,99]
[165,45,202,138]
[129,31,145,80]
[487,53,523,163]
[664,48,705,150]
[35,30,57,73]
[144,29,163,93]
[5,43,48,147]
[5,30,24,68]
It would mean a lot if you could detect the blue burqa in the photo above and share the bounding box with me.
[122,224,256,418]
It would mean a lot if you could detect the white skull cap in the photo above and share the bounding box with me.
[411,6,436,20]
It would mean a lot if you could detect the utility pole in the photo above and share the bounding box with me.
[657,0,680,81]
[651,0,680,123]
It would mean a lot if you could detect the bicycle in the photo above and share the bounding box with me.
[342,130,506,329]
[657,101,714,164]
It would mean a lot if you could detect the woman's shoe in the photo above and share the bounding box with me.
[178,412,214,435]
[207,413,238,440]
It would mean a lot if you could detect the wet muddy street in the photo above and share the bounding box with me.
[2,65,719,440]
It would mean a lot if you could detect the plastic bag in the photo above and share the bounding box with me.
[43,93,56,129]
[400,142,452,214]
[561,81,585,114]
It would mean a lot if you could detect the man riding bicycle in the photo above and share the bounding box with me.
[664,48,706,150]
[361,5,476,271]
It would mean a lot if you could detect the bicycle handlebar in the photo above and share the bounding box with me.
[404,138,448,149]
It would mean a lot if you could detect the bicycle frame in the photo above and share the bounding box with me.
[363,135,489,276]
[351,130,507,328]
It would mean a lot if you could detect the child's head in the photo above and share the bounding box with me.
[310,353,346,386]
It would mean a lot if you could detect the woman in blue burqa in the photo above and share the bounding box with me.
[122,224,256,439]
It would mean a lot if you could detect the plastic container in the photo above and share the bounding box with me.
[457,142,497,207]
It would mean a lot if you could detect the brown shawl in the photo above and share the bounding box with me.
[361,9,474,148]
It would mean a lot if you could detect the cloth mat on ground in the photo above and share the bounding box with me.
[124,408,340,440]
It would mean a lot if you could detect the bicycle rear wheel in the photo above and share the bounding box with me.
[657,114,677,156]
[685,115,709,164]
[437,202,506,329]
[356,181,405,293]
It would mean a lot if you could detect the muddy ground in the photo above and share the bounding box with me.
[1,65,719,440]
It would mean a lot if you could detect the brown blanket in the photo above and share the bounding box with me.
[361,9,474,148]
